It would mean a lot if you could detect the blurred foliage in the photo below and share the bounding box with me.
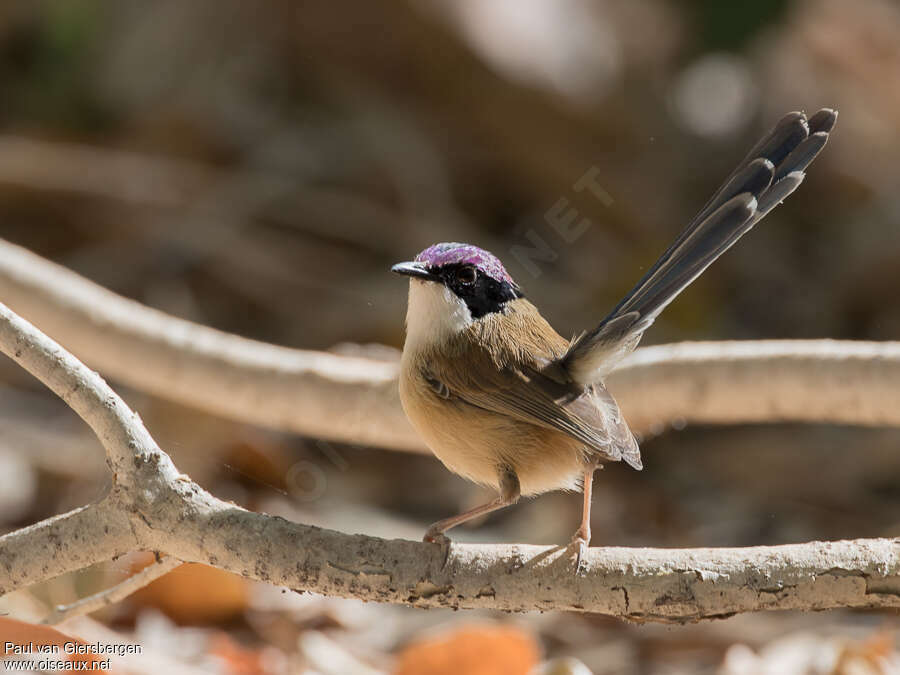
[689,0,790,50]
[0,1,110,130]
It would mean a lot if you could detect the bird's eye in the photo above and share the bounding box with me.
[455,266,477,284]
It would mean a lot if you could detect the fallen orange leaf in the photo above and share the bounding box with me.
[394,623,540,675]
[129,560,248,624]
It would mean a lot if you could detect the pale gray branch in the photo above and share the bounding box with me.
[149,504,900,621]
[0,501,133,592]
[1,238,899,456]
[2,299,900,621]
[0,238,412,452]
[610,339,900,433]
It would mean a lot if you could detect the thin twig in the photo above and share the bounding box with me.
[43,556,183,625]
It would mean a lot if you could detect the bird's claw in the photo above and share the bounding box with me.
[423,527,449,544]
[570,536,589,576]
[423,530,452,569]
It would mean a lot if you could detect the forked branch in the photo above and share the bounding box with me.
[1,301,900,622]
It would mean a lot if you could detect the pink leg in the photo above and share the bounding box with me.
[424,465,520,543]
[423,496,516,542]
[571,464,597,570]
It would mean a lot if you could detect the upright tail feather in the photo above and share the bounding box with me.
[560,108,837,385]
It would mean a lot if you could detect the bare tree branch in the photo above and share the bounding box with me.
[42,556,182,625]
[0,501,132,592]
[2,300,900,621]
[1,238,899,456]
[613,340,900,433]
[0,237,413,451]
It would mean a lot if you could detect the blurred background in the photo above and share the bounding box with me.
[1,0,899,672]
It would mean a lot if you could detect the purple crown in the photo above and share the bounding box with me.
[415,242,515,285]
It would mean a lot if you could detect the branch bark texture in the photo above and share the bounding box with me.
[2,300,900,621]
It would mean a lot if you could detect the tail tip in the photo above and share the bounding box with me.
[809,108,838,134]
[624,454,643,471]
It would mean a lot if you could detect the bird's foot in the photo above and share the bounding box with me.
[569,536,589,575]
[423,529,452,569]
[568,524,591,575]
[423,529,449,545]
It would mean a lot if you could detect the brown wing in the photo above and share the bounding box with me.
[427,300,642,469]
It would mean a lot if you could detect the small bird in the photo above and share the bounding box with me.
[392,109,836,563]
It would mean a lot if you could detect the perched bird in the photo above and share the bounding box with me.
[392,109,837,563]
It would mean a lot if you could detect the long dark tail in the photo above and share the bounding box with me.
[561,108,837,385]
